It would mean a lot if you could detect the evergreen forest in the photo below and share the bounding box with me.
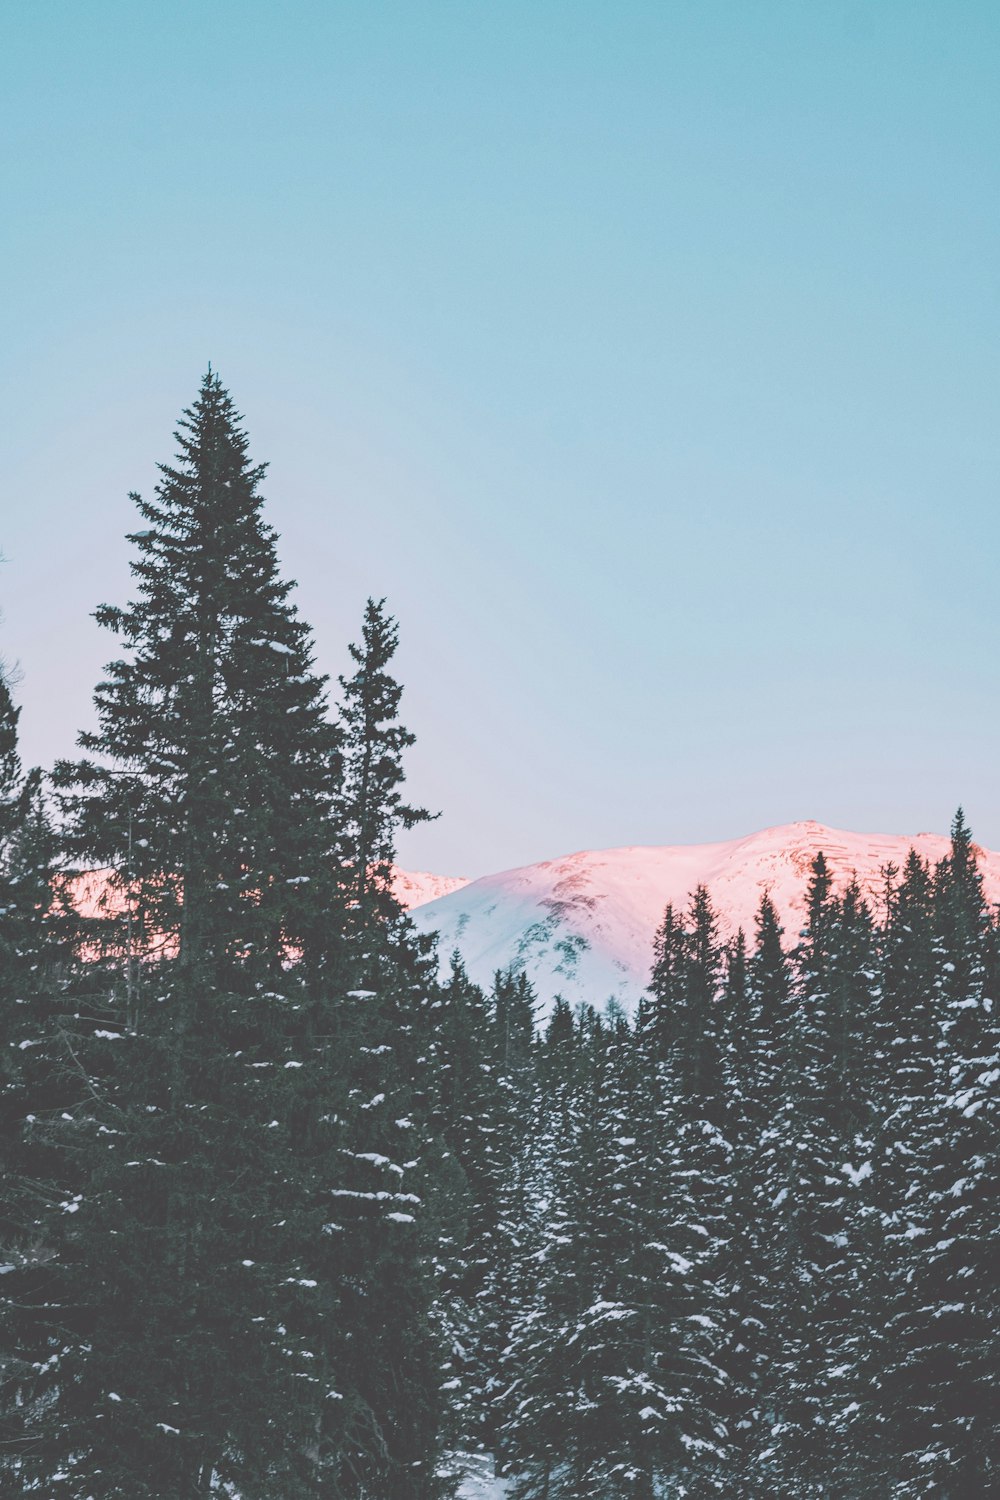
[1,375,997,1498]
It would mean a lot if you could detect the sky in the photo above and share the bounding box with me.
[2,1,999,876]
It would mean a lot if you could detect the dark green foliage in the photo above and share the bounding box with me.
[2,378,449,1498]
[873,812,1000,1495]
[331,596,450,1493]
[425,957,507,1453]
[0,675,66,1001]
[0,671,73,1372]
[338,598,435,931]
[503,995,728,1498]
[52,372,341,988]
[499,892,735,1498]
[328,941,452,1498]
[497,819,999,1498]
[491,968,537,1089]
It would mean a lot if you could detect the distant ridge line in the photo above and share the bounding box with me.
[408,822,1000,1016]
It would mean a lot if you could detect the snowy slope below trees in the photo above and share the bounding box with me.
[408,821,1000,1015]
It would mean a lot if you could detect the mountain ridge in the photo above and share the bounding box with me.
[408,820,1000,1015]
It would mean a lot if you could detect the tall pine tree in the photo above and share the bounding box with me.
[5,375,451,1497]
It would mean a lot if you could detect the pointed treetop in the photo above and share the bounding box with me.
[338,596,436,919]
[755,890,783,944]
[949,806,975,869]
[806,850,834,923]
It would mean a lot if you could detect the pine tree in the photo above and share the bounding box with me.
[630,891,732,1493]
[474,971,542,1479]
[639,902,686,1067]
[664,888,732,1493]
[4,375,407,1497]
[492,969,537,1099]
[0,673,65,1000]
[537,993,574,1090]
[879,813,1000,1493]
[323,957,450,1498]
[500,1008,667,1499]
[423,957,502,1463]
[924,814,1000,1492]
[717,928,760,1479]
[726,896,796,1487]
[338,597,435,932]
[559,1006,727,1500]
[327,597,453,1497]
[0,672,76,1495]
[757,857,880,1495]
[854,850,936,1486]
[53,370,341,989]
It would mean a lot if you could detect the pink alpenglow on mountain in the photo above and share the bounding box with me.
[392,869,470,909]
[65,825,1000,1018]
[408,822,1000,1017]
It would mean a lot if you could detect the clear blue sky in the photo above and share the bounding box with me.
[2,1,998,874]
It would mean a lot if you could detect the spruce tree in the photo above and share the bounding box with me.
[632,891,732,1493]
[475,970,542,1478]
[0,673,66,1001]
[727,896,796,1488]
[500,1008,590,1496]
[6,374,385,1497]
[0,664,84,1481]
[717,928,760,1480]
[337,597,435,931]
[424,957,502,1462]
[756,857,881,1495]
[879,813,1000,1493]
[53,370,341,987]
[327,597,453,1497]
[492,968,537,1100]
[854,850,936,1487]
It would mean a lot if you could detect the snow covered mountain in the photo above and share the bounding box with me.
[408,821,1000,1017]
[67,824,1000,1018]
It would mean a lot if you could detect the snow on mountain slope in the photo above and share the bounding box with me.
[409,822,1000,1016]
[392,868,470,908]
